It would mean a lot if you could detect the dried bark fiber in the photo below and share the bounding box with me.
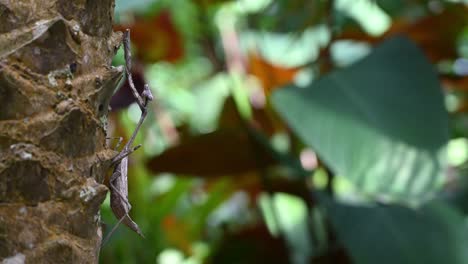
[0,1,121,262]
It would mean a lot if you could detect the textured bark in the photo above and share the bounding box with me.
[0,1,120,263]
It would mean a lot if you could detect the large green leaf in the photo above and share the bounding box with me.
[271,36,448,202]
[322,196,468,264]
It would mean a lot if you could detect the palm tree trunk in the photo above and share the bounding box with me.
[0,1,119,262]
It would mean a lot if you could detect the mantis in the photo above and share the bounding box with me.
[101,29,153,246]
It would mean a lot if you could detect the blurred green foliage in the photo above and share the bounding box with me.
[100,0,468,263]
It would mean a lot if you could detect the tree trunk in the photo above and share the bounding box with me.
[0,1,120,262]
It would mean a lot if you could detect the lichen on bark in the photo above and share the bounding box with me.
[0,0,121,262]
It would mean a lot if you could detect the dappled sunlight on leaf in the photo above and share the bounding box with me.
[272,37,448,202]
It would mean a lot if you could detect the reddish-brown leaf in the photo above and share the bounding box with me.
[232,173,316,208]
[146,128,276,177]
[443,76,468,92]
[338,4,468,62]
[114,11,184,63]
[217,96,244,130]
[218,96,280,136]
[311,246,352,264]
[443,76,468,113]
[162,215,193,253]
[210,223,290,264]
[248,51,302,94]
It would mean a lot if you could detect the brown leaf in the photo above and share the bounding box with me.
[248,51,301,94]
[219,96,285,137]
[233,173,316,208]
[110,64,146,111]
[114,11,184,63]
[311,246,352,264]
[217,96,244,130]
[210,223,290,264]
[162,215,193,253]
[443,76,468,113]
[443,76,468,92]
[338,4,468,62]
[146,128,276,177]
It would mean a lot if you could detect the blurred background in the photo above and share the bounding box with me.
[100,0,468,263]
